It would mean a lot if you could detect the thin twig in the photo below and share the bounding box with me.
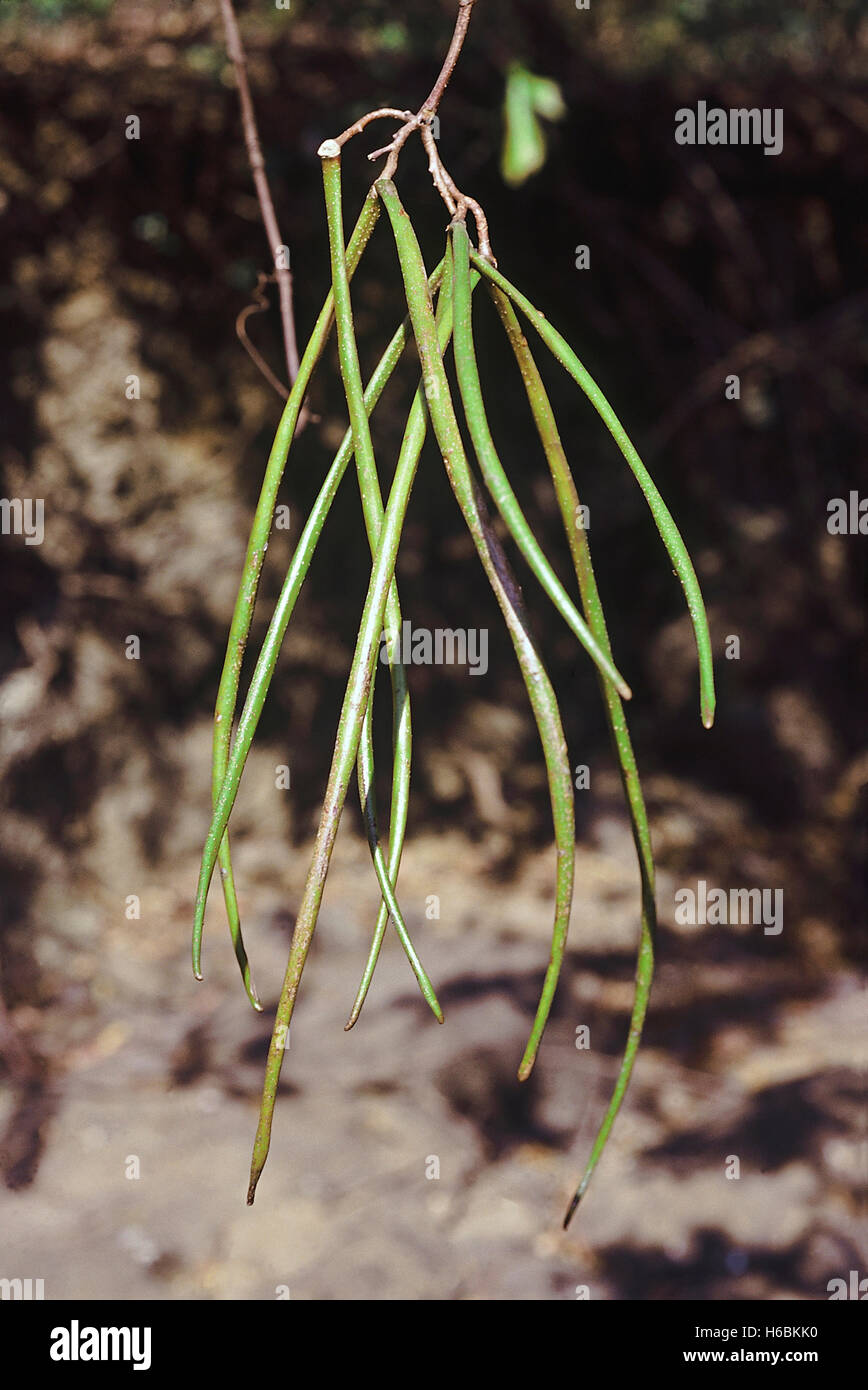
[419,0,477,118]
[236,273,290,401]
[219,0,301,396]
[421,122,459,214]
[333,0,479,193]
[335,108,416,147]
[421,124,494,261]
[322,2,492,253]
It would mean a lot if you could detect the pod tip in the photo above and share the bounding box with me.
[562,1192,581,1230]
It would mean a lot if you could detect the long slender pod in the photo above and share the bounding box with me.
[201,0,703,1232]
[246,315,446,1203]
[449,222,574,1079]
[193,256,447,977]
[489,285,656,1225]
[201,189,383,990]
[345,262,478,1029]
[201,359,445,1020]
[214,835,259,1008]
[379,180,575,1081]
[348,666,411,1028]
[467,250,716,731]
[353,670,442,1023]
[321,146,434,1019]
[450,221,631,701]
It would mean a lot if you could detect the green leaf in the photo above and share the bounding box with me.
[527,73,567,123]
[501,63,565,187]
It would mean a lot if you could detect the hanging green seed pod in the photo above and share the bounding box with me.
[486,285,657,1226]
[246,221,461,1205]
[379,180,578,1083]
[467,251,716,732]
[200,0,715,1224]
[193,254,448,988]
[201,191,382,995]
[450,220,632,701]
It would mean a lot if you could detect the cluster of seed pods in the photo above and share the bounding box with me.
[192,106,714,1227]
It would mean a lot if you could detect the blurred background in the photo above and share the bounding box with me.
[0,0,865,1300]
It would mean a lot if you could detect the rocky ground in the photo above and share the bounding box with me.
[1,761,862,1300]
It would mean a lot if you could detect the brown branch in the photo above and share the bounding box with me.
[332,0,478,188]
[219,0,301,399]
[330,1,490,256]
[236,273,290,401]
[335,107,416,148]
[421,123,493,261]
[418,0,477,119]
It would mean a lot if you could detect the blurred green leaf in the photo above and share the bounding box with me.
[500,62,565,188]
[527,72,567,122]
[377,21,409,52]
